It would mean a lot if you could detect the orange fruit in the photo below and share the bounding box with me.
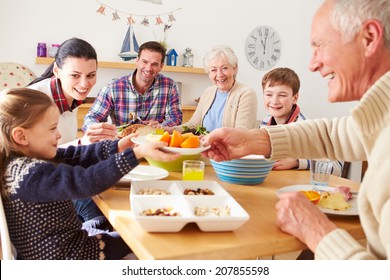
[159,131,171,145]
[300,190,321,205]
[169,130,184,147]
[180,136,200,148]
[182,132,195,140]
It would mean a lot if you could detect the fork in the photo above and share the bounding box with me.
[312,184,358,195]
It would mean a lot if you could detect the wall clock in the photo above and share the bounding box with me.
[245,25,282,70]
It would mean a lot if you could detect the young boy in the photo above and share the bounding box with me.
[261,67,342,174]
[261,67,305,126]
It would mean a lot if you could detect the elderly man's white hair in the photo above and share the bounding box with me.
[330,0,390,48]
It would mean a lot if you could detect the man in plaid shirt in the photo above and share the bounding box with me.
[82,41,183,142]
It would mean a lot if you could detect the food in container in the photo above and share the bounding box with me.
[130,180,249,232]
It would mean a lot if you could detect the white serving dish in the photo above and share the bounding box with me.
[177,180,230,196]
[131,181,182,196]
[130,180,250,232]
[186,196,249,231]
[131,196,193,232]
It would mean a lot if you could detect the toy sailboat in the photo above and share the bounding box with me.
[118,25,139,61]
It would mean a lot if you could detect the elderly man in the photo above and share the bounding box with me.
[202,0,390,260]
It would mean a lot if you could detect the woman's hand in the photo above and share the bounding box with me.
[81,122,117,144]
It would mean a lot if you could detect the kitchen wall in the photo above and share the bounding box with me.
[0,0,362,180]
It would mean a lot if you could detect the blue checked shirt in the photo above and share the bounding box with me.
[82,71,182,131]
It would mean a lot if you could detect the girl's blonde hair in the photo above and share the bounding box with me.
[0,88,54,198]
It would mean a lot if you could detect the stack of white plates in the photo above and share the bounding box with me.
[210,155,274,185]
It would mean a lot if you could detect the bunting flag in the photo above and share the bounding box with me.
[95,0,181,26]
[141,17,150,26]
[127,16,136,25]
[112,11,120,21]
[96,4,105,15]
[155,16,163,25]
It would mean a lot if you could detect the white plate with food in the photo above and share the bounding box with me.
[131,135,211,155]
[117,124,155,138]
[119,165,169,183]
[276,184,358,216]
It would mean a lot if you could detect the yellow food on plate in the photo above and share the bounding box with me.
[318,192,350,211]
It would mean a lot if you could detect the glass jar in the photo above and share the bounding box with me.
[182,48,194,67]
[37,42,47,57]
[48,44,60,58]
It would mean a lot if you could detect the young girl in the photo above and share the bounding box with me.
[0,88,180,259]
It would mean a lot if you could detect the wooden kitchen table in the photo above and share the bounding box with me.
[93,165,365,260]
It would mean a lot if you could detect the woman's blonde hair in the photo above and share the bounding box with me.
[0,88,54,198]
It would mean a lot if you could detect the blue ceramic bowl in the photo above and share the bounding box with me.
[210,155,274,185]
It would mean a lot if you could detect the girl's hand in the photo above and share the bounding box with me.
[118,133,181,162]
[133,141,181,161]
[117,133,138,153]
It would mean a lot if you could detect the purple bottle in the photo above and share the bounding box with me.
[37,42,47,57]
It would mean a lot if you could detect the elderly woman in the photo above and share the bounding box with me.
[166,45,258,132]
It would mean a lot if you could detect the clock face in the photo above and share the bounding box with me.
[245,25,282,70]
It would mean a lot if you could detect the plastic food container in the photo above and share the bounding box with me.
[130,180,250,232]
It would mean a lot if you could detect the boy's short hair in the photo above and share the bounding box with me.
[262,67,300,95]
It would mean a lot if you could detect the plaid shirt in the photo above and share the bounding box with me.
[50,77,83,113]
[83,71,182,130]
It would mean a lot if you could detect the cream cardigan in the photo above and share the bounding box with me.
[264,71,390,259]
[175,81,258,132]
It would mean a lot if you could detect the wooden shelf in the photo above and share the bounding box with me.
[181,105,196,110]
[36,57,206,75]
